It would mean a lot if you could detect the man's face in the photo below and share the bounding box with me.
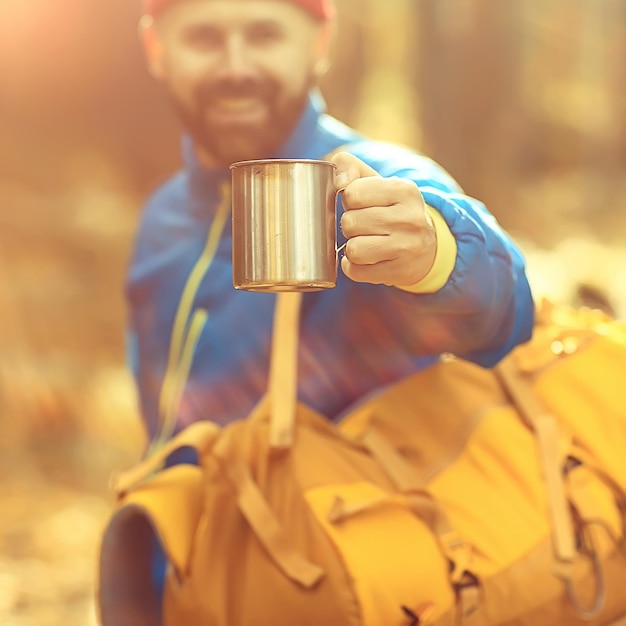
[146,0,329,167]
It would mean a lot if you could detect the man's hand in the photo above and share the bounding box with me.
[331,152,437,287]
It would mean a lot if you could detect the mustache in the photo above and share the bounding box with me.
[194,79,274,107]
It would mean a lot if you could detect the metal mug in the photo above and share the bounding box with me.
[230,159,342,292]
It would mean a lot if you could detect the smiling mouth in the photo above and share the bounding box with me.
[216,97,260,110]
[207,97,267,123]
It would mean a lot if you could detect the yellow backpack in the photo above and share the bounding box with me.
[98,295,626,626]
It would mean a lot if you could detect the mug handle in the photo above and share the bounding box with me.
[335,188,347,258]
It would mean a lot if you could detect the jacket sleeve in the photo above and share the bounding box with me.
[353,143,535,366]
[399,185,535,366]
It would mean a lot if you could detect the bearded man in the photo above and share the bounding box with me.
[104,0,535,622]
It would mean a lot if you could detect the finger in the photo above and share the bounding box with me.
[341,176,422,211]
[341,255,425,286]
[341,255,398,285]
[344,235,396,266]
[341,199,430,239]
[330,152,379,190]
[340,206,392,238]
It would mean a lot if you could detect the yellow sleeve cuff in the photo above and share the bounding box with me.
[394,205,457,294]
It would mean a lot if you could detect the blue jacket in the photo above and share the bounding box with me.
[127,91,534,441]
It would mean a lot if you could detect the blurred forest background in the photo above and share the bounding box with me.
[1,0,625,624]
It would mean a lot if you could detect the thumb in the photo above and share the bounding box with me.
[330,152,380,190]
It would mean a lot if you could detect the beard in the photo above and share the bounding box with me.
[168,74,313,168]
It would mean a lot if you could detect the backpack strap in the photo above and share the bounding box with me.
[112,420,220,496]
[494,359,577,564]
[268,292,303,449]
[494,357,606,619]
[212,431,325,588]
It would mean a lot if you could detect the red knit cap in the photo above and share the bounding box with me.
[143,0,335,20]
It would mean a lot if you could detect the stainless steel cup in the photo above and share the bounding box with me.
[230,159,339,292]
